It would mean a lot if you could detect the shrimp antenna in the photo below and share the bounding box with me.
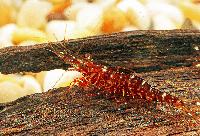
[49,33,67,89]
[64,23,68,41]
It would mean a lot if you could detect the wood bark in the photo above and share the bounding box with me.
[0,30,199,74]
[0,30,200,135]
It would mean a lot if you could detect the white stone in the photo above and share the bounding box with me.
[43,69,82,92]
[0,81,25,103]
[152,14,176,30]
[122,26,138,31]
[22,75,42,94]
[72,0,89,4]
[76,4,103,33]
[117,0,150,29]
[18,40,39,46]
[35,71,47,90]
[46,20,76,41]
[0,23,16,48]
[0,73,43,103]
[0,0,16,26]
[95,0,117,10]
[64,2,88,20]
[17,0,52,29]
[146,1,184,27]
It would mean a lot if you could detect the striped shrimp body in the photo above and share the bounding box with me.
[52,49,192,116]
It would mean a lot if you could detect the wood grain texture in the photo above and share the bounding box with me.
[0,30,200,74]
[0,67,199,135]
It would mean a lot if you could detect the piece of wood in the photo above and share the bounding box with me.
[0,66,199,135]
[0,30,200,74]
[0,30,199,135]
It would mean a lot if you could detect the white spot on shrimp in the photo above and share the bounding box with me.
[194,46,199,51]
[130,75,135,79]
[196,64,200,67]
[188,113,192,116]
[138,93,142,98]
[102,66,107,72]
[85,54,91,59]
[142,81,146,85]
[122,90,125,96]
[162,93,167,100]
[79,59,83,63]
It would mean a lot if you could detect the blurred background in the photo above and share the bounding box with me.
[0,0,200,103]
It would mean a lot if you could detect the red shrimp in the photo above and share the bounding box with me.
[49,45,198,120]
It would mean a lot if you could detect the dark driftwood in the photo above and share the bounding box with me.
[0,30,200,135]
[0,30,200,74]
[0,67,200,135]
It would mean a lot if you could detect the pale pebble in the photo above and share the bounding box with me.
[12,27,47,44]
[64,2,88,20]
[146,1,184,27]
[46,20,76,41]
[72,0,90,4]
[18,40,39,46]
[0,81,25,103]
[22,75,42,94]
[49,0,67,4]
[43,69,82,92]
[179,1,200,23]
[140,0,171,4]
[117,0,150,29]
[11,0,24,10]
[0,23,16,48]
[0,0,16,26]
[153,14,177,30]
[17,0,52,29]
[76,4,103,33]
[35,71,47,91]
[0,73,21,84]
[101,6,128,33]
[67,28,95,39]
[122,26,138,31]
[0,40,13,49]
[0,74,42,97]
[95,0,118,10]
